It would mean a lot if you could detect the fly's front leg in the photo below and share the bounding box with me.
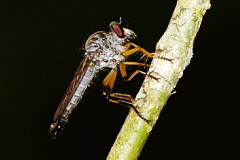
[123,42,154,58]
[124,42,175,63]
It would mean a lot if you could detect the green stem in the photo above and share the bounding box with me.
[107,0,211,159]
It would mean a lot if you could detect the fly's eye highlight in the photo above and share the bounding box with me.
[110,21,124,38]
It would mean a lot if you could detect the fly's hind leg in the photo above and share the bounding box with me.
[102,92,150,124]
[102,62,156,124]
[102,63,151,124]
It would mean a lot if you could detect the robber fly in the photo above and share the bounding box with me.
[49,19,153,138]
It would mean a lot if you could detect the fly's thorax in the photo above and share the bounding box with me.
[85,31,107,51]
[91,52,125,69]
[84,21,137,69]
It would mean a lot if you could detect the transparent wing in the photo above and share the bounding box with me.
[53,56,93,121]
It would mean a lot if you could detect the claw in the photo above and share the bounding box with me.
[102,87,112,99]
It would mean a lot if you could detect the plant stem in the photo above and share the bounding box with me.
[107,0,211,159]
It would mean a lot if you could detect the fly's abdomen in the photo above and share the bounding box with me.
[49,65,97,138]
[61,66,97,119]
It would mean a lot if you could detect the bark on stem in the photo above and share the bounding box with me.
[107,0,211,159]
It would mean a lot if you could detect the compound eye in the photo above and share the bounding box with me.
[110,21,124,38]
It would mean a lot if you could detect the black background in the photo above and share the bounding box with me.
[0,1,239,159]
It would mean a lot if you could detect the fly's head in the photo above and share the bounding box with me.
[49,117,68,139]
[109,21,137,45]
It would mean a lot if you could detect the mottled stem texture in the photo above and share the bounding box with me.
[107,0,211,159]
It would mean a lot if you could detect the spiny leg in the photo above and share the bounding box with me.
[119,61,158,81]
[102,92,150,124]
[102,43,175,124]
[102,43,155,123]
[158,56,174,63]
[119,42,157,80]
[124,42,175,64]
[103,92,135,104]
[122,61,149,66]
[119,61,148,81]
[102,68,118,98]
[123,42,154,58]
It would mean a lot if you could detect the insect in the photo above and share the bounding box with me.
[49,19,153,138]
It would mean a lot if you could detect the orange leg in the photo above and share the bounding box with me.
[118,63,127,80]
[123,42,154,57]
[102,43,154,123]
[103,92,135,103]
[102,92,150,124]
[119,61,152,81]
[102,69,118,97]
[127,70,147,81]
[103,62,149,104]
[103,62,147,90]
[122,61,148,66]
